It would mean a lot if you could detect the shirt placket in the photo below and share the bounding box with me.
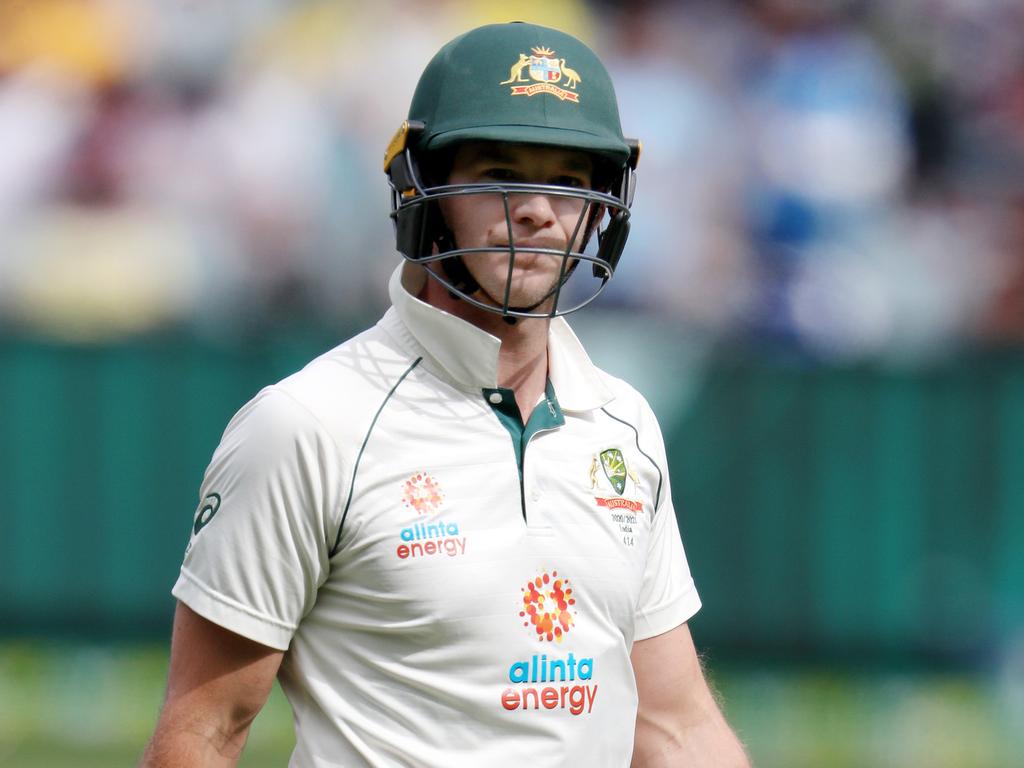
[483,380,565,527]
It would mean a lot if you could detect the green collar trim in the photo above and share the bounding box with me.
[484,379,564,479]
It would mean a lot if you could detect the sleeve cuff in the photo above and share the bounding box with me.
[633,580,702,642]
[172,569,296,651]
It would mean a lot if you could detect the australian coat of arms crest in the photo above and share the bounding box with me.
[589,448,643,512]
[500,46,581,102]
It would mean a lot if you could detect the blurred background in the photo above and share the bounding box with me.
[1,0,1022,765]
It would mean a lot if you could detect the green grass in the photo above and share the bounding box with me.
[715,665,1020,768]
[0,643,293,767]
[0,643,1019,767]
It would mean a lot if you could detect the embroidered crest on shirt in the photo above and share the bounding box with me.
[589,450,641,512]
[590,450,643,547]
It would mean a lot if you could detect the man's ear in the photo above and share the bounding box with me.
[419,148,455,188]
[595,209,629,277]
[580,203,606,257]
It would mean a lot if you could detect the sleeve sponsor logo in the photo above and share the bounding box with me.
[500,46,581,103]
[192,492,221,536]
[184,491,221,556]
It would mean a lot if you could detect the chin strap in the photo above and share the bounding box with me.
[440,253,481,301]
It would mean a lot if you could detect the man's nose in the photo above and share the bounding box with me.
[509,192,557,228]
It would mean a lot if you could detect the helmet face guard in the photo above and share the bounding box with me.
[386,121,640,318]
[386,22,640,318]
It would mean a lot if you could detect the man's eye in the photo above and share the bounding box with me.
[553,175,587,188]
[481,168,519,181]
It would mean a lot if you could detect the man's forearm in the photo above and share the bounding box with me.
[631,625,751,768]
[141,604,281,767]
[139,718,250,768]
[632,705,750,768]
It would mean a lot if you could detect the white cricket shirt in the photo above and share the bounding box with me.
[173,263,701,767]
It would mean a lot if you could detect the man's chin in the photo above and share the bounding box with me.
[474,285,559,315]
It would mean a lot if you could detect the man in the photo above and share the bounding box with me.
[142,21,750,768]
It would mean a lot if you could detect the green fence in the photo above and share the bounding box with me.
[0,330,341,637]
[669,352,1024,663]
[2,331,1022,663]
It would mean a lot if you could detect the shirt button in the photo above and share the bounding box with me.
[488,392,503,405]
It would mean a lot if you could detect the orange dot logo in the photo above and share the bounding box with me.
[519,570,577,642]
[402,472,444,515]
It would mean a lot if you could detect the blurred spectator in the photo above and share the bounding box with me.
[599,0,756,335]
[737,0,914,353]
[0,67,87,228]
[979,194,1024,344]
[0,0,1021,359]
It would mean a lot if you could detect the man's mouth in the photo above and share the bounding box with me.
[491,240,565,253]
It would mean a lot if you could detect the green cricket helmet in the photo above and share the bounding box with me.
[384,21,641,318]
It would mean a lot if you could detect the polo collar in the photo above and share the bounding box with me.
[387,264,613,412]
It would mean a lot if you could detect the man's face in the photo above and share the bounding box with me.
[437,142,596,314]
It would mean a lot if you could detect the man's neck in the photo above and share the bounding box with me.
[490,316,550,423]
[421,276,550,422]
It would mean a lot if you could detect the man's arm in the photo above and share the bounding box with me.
[631,623,750,768]
[140,601,284,767]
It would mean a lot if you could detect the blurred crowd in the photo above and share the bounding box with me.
[1,0,1022,360]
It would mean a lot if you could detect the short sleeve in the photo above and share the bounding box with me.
[633,410,701,641]
[172,386,343,650]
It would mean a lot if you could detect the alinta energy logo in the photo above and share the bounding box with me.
[520,570,576,642]
[402,472,444,514]
[501,570,597,717]
[395,472,466,560]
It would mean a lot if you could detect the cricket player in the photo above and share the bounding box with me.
[142,21,750,768]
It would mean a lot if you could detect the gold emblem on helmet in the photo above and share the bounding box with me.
[500,46,580,103]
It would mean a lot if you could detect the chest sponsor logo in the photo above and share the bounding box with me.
[502,569,598,716]
[590,449,644,547]
[402,471,445,514]
[519,570,576,642]
[395,472,467,560]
